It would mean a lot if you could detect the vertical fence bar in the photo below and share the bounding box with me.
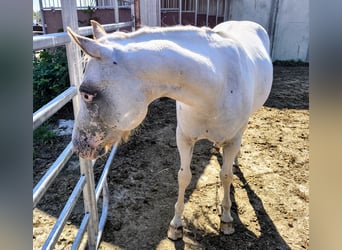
[195,0,198,26]
[79,158,99,249]
[179,0,182,24]
[39,0,47,34]
[206,0,209,26]
[158,0,161,27]
[96,179,109,249]
[60,0,82,115]
[131,0,136,30]
[216,0,219,25]
[114,0,119,24]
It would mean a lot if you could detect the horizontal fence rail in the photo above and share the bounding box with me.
[33,142,74,208]
[71,212,90,250]
[33,86,77,130]
[33,21,134,51]
[95,143,118,201]
[42,175,87,250]
[40,0,131,9]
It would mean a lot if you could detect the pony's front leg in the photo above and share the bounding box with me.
[167,127,194,240]
[220,133,243,235]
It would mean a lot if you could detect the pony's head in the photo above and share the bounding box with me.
[68,22,148,159]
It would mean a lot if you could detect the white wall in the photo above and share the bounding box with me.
[229,0,309,62]
[229,0,272,32]
[272,0,309,61]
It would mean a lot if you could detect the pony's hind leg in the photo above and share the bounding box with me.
[212,143,240,172]
[167,127,194,240]
[220,133,243,234]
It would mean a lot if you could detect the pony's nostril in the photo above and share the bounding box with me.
[79,84,98,103]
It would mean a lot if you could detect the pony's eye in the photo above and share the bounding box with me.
[81,92,95,103]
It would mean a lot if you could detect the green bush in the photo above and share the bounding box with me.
[33,47,69,112]
[33,122,56,144]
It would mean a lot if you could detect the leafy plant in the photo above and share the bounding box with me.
[33,122,56,144]
[33,47,69,112]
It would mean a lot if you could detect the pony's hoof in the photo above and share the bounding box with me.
[167,225,183,241]
[220,220,235,235]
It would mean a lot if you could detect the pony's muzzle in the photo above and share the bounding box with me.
[72,131,108,160]
[73,140,107,160]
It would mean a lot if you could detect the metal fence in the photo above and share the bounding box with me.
[159,0,226,26]
[33,0,135,249]
[40,0,131,10]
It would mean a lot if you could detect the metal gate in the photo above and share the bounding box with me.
[33,0,135,249]
[158,0,228,27]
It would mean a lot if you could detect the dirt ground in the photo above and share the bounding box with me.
[33,65,309,250]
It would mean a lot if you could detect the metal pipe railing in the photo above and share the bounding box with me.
[79,158,99,249]
[42,175,86,250]
[95,143,118,201]
[33,142,74,208]
[206,0,209,26]
[71,212,90,250]
[33,21,134,51]
[33,86,77,130]
[41,0,130,9]
[96,179,110,249]
[195,0,198,26]
[69,144,118,250]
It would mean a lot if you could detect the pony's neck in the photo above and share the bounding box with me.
[121,39,217,109]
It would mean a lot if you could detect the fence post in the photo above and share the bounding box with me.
[60,0,82,114]
[114,0,119,24]
[60,0,99,249]
[79,159,99,249]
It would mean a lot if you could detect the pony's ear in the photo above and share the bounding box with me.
[90,20,107,40]
[67,27,118,64]
[67,27,107,58]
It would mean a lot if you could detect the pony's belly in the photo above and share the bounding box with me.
[177,112,245,145]
[183,123,238,145]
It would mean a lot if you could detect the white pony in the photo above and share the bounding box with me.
[67,20,273,240]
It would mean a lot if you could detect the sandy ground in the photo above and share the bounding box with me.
[33,65,309,249]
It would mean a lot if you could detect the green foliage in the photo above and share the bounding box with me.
[33,47,69,112]
[33,122,56,144]
[33,11,39,21]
